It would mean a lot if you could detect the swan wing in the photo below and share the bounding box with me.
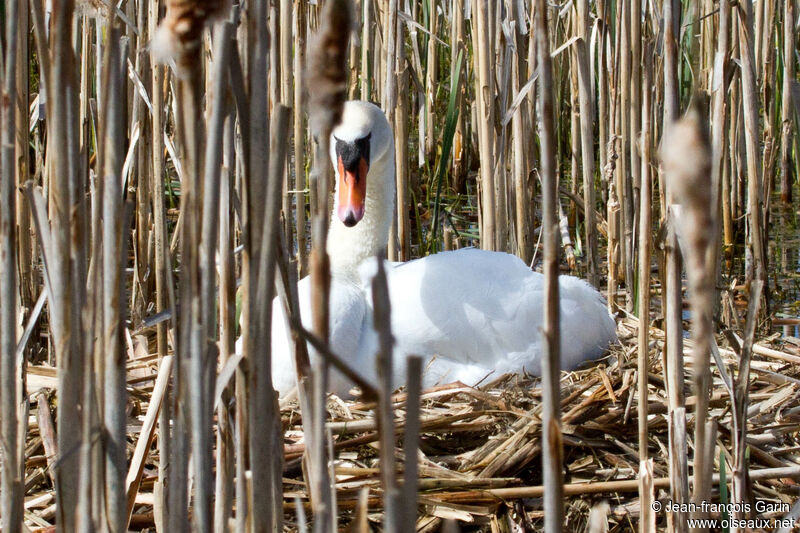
[362,248,616,387]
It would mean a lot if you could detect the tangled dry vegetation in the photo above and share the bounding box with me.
[17,315,800,531]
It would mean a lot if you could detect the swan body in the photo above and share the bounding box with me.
[359,249,617,389]
[269,277,368,396]
[244,100,617,397]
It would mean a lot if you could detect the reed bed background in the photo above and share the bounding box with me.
[2,0,800,531]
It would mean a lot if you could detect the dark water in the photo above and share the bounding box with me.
[768,192,800,336]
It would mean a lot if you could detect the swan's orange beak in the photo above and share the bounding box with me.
[337,156,368,227]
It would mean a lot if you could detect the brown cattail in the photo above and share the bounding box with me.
[307,0,352,138]
[151,0,227,62]
[661,99,713,260]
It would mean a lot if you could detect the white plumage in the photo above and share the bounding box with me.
[244,100,617,397]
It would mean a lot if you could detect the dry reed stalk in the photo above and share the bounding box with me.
[253,105,291,530]
[134,4,154,321]
[215,104,237,533]
[1,0,24,529]
[152,0,228,529]
[46,0,82,528]
[662,103,714,521]
[236,2,278,531]
[663,0,679,125]
[372,258,399,533]
[629,0,641,214]
[569,24,581,204]
[14,0,33,318]
[617,0,632,310]
[306,0,351,524]
[575,0,597,286]
[597,0,609,205]
[637,45,653,531]
[402,356,423,531]
[510,93,529,262]
[492,4,507,255]
[173,64,201,533]
[534,1,563,530]
[712,0,732,264]
[732,280,762,525]
[472,0,497,251]
[100,21,128,533]
[424,0,437,160]
[781,0,796,203]
[509,0,529,262]
[361,0,371,100]
[124,355,173,528]
[197,21,234,531]
[451,0,466,192]
[663,214,687,529]
[281,0,294,242]
[660,3,688,530]
[394,25,410,261]
[148,1,173,523]
[738,0,767,285]
[382,0,398,261]
[294,0,308,275]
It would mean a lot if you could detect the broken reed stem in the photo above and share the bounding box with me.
[433,465,800,503]
[124,355,173,528]
[534,1,564,531]
[402,356,423,532]
[1,0,24,529]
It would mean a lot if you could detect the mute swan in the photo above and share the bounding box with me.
[261,100,617,397]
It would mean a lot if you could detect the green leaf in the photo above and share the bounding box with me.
[431,48,463,251]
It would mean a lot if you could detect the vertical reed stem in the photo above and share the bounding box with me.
[1,0,23,528]
[781,0,796,203]
[534,1,563,531]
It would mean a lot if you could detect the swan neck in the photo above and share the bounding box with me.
[327,152,395,278]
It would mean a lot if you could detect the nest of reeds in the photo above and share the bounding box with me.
[20,314,800,532]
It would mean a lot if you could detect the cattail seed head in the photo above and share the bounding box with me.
[307,0,353,138]
[661,99,712,217]
[661,97,713,275]
[151,0,227,64]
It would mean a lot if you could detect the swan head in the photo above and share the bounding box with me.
[330,101,394,227]
[327,101,395,277]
